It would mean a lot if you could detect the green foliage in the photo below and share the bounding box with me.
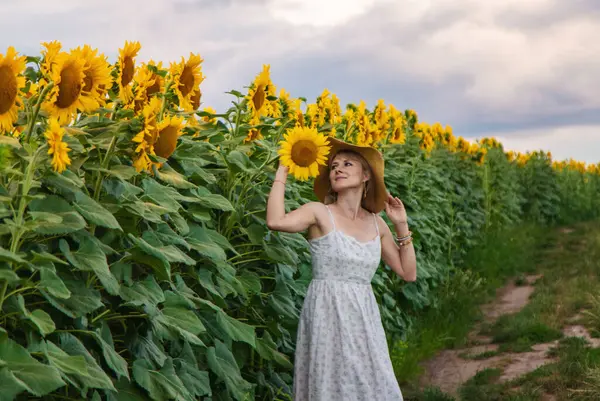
[1,91,599,401]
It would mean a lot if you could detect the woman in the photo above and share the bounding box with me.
[266,138,417,401]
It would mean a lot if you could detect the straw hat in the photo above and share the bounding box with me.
[313,137,387,213]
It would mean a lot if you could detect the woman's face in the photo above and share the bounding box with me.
[329,153,368,193]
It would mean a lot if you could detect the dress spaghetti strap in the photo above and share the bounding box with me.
[324,205,336,231]
[372,213,380,237]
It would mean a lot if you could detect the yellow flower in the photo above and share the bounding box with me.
[170,53,204,111]
[130,60,164,112]
[305,103,319,128]
[44,119,71,173]
[457,137,470,154]
[353,101,371,146]
[0,47,26,134]
[420,132,435,153]
[343,108,355,132]
[246,64,278,124]
[132,97,161,172]
[154,115,185,159]
[278,88,298,121]
[372,99,390,144]
[201,107,217,124]
[71,45,111,112]
[517,152,528,167]
[389,112,406,145]
[244,128,263,143]
[278,126,331,181]
[117,41,142,104]
[476,147,488,165]
[190,87,202,110]
[43,51,86,124]
[40,41,62,77]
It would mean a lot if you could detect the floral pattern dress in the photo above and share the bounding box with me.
[293,205,404,400]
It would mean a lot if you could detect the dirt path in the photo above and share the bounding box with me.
[419,273,599,396]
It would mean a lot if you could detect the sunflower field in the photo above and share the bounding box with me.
[1,42,599,401]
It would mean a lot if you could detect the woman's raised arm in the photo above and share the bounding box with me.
[266,165,321,233]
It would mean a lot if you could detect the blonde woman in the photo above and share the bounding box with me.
[266,138,417,400]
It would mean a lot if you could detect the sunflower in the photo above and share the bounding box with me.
[315,89,341,130]
[117,41,142,104]
[130,60,164,112]
[72,45,111,112]
[246,64,278,126]
[154,115,185,159]
[0,47,26,134]
[278,126,330,181]
[244,128,263,143]
[201,107,217,124]
[44,118,71,173]
[132,97,161,172]
[43,51,86,124]
[40,41,62,77]
[170,53,204,111]
[190,86,202,110]
[388,105,405,145]
[457,137,470,154]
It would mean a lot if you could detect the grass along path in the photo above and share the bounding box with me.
[404,221,600,400]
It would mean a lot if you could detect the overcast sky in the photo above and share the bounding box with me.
[2,0,599,163]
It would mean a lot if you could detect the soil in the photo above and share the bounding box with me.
[419,274,599,395]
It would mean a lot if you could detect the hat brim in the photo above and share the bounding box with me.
[313,137,387,213]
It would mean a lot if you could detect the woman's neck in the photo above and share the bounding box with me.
[334,193,365,220]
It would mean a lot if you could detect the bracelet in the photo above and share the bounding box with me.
[396,231,412,241]
[273,179,286,185]
[398,237,413,247]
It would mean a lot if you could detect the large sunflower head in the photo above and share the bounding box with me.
[44,118,71,173]
[117,41,142,104]
[154,115,185,159]
[278,126,331,181]
[0,47,26,134]
[43,51,86,124]
[170,53,204,111]
[71,45,111,112]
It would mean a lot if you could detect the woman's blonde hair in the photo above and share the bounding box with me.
[324,150,373,206]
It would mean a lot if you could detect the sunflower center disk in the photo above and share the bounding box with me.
[179,67,195,97]
[252,85,265,111]
[190,89,201,110]
[56,64,82,108]
[121,57,135,86]
[291,140,318,167]
[0,65,17,114]
[82,73,94,92]
[147,76,161,97]
[154,126,179,159]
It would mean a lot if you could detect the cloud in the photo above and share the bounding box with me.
[494,124,600,164]
[1,0,599,162]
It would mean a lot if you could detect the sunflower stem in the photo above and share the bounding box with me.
[89,133,118,235]
[24,82,54,143]
[159,80,173,121]
[0,146,44,314]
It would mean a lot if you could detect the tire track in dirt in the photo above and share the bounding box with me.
[419,273,600,396]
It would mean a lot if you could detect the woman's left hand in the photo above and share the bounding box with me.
[384,193,408,225]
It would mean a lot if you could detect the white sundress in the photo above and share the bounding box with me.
[293,205,404,401]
